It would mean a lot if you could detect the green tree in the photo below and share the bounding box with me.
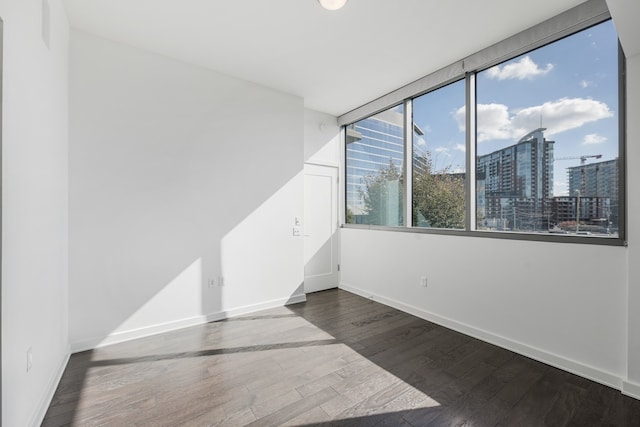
[346,207,355,224]
[358,153,465,228]
[412,152,465,229]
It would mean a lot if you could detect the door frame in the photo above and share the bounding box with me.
[303,162,340,293]
[1,17,5,424]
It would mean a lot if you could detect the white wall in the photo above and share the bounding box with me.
[0,0,70,425]
[341,3,640,398]
[69,31,304,351]
[341,230,628,387]
[625,52,640,395]
[304,109,340,167]
[606,0,640,396]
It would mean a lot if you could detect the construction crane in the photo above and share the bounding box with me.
[556,154,603,196]
[555,154,602,165]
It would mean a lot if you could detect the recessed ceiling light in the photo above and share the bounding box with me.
[318,0,348,11]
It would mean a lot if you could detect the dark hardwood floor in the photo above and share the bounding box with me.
[42,289,640,426]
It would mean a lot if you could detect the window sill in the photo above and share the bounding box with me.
[341,223,627,246]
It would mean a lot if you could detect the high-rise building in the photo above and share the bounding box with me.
[476,128,554,231]
[345,109,404,218]
[567,158,619,198]
[563,158,619,228]
[552,196,612,231]
[345,109,426,224]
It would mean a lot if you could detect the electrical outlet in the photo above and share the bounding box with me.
[207,278,216,288]
[27,347,33,372]
[218,276,225,287]
[420,276,428,287]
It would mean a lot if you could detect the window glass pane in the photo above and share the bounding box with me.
[476,20,619,237]
[346,105,405,226]
[412,80,466,229]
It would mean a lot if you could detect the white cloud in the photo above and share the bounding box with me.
[434,146,450,154]
[454,143,466,152]
[486,56,553,80]
[579,79,594,88]
[583,133,607,145]
[454,103,512,141]
[455,98,614,142]
[513,98,613,136]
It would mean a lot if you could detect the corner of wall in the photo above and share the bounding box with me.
[1,0,71,425]
[29,347,71,427]
[340,280,625,394]
[623,379,640,400]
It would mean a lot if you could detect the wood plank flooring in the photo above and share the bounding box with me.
[42,289,640,426]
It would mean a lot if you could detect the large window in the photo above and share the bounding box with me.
[476,20,619,236]
[346,105,405,226]
[342,8,624,245]
[413,80,466,229]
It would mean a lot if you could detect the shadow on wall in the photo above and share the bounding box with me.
[304,111,341,166]
[59,165,305,423]
[219,173,305,313]
[68,30,306,353]
[69,167,304,351]
[61,35,341,421]
[303,110,342,293]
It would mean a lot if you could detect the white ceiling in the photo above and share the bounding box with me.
[63,0,594,116]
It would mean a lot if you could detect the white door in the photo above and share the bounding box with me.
[304,164,339,293]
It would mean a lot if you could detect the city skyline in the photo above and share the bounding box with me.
[413,19,618,197]
[346,19,620,232]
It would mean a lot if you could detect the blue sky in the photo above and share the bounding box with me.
[413,19,618,196]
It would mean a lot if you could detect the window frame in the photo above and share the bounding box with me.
[410,78,468,230]
[340,0,626,246]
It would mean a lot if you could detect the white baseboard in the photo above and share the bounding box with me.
[70,293,307,353]
[71,315,212,353]
[205,293,307,322]
[339,283,624,392]
[31,346,71,427]
[623,379,640,400]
